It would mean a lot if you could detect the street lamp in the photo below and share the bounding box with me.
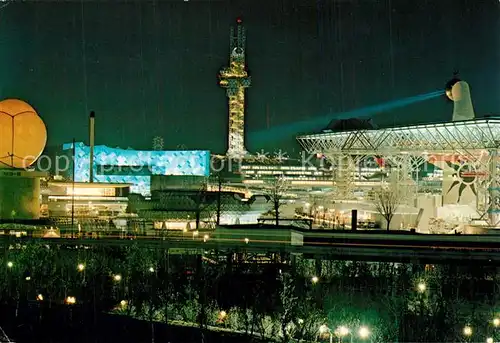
[311,276,319,284]
[463,325,472,337]
[7,261,13,268]
[219,310,227,318]
[65,296,76,305]
[113,274,122,282]
[359,326,370,340]
[417,282,426,293]
[319,324,333,343]
[486,337,493,343]
[77,263,85,272]
[493,318,500,327]
[337,326,349,336]
[336,326,351,342]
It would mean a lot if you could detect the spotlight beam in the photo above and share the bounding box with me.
[250,89,444,143]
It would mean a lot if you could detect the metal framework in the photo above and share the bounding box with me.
[298,119,500,155]
[219,19,251,158]
[297,118,500,224]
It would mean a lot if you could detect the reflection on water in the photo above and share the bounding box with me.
[0,242,499,342]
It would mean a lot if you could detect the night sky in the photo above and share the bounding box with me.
[0,0,499,154]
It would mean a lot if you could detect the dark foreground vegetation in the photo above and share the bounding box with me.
[0,242,499,342]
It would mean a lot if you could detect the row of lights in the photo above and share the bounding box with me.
[463,318,500,343]
[418,282,500,342]
[16,263,500,342]
[191,232,250,244]
[8,261,157,282]
[319,324,371,342]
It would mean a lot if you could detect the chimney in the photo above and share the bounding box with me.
[89,111,95,183]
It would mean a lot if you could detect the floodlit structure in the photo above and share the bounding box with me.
[0,99,47,169]
[0,99,47,220]
[297,79,500,228]
[446,75,475,121]
[219,18,251,158]
[63,142,210,195]
[46,181,130,217]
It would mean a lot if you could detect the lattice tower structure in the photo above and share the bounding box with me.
[219,19,251,158]
[334,155,360,200]
[297,119,500,225]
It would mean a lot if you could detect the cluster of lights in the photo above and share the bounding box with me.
[319,324,371,341]
[462,318,500,343]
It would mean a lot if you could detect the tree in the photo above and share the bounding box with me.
[152,136,164,151]
[264,176,290,226]
[373,186,402,231]
[279,272,297,343]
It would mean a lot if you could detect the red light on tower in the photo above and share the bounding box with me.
[237,18,242,24]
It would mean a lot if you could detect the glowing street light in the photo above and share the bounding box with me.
[493,317,500,327]
[417,282,426,293]
[311,276,319,284]
[359,326,370,339]
[7,261,13,268]
[486,337,494,343]
[77,263,85,272]
[113,274,122,282]
[65,296,76,305]
[36,294,44,301]
[337,326,350,337]
[463,325,472,337]
[319,324,329,333]
[148,267,155,273]
[319,325,332,343]
[244,238,249,244]
[120,300,127,307]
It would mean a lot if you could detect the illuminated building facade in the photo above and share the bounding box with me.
[239,160,335,188]
[45,181,130,217]
[219,18,251,158]
[63,142,210,195]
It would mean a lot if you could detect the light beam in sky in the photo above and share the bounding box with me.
[249,89,444,143]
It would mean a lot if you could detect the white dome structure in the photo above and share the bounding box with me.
[446,78,475,122]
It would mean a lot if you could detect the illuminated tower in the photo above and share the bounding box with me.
[219,18,251,158]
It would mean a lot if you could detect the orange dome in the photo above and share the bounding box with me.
[0,99,47,169]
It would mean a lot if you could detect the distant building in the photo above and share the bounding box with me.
[45,181,130,217]
[239,159,335,188]
[62,142,210,196]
